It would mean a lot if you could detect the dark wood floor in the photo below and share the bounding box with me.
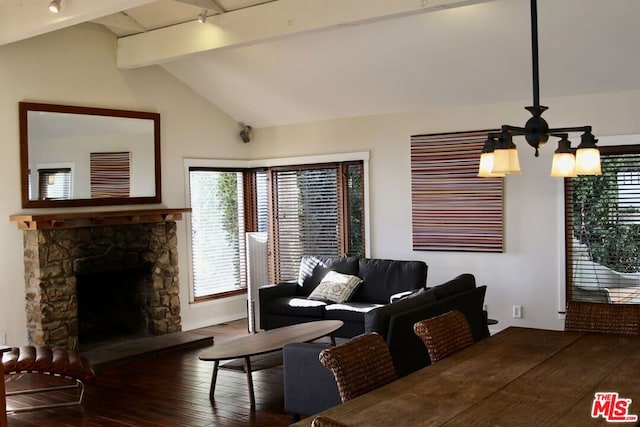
[5,320,295,427]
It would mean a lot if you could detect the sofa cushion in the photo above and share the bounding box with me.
[325,302,382,322]
[392,287,432,303]
[307,271,363,303]
[266,297,327,318]
[354,258,428,303]
[431,273,476,299]
[297,256,360,296]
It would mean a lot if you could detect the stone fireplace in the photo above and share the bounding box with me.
[11,209,189,350]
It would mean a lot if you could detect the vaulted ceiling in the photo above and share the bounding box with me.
[2,0,640,128]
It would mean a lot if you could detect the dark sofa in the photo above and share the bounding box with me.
[259,255,429,338]
[283,272,489,419]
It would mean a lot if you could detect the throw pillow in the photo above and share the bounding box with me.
[307,271,363,303]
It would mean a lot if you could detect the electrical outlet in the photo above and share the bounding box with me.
[513,305,523,319]
[0,332,5,345]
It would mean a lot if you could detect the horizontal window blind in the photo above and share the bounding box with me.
[270,167,340,282]
[189,169,246,299]
[38,168,71,200]
[566,147,640,304]
[410,130,503,252]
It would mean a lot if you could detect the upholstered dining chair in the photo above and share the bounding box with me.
[318,332,397,402]
[311,416,350,427]
[413,310,474,363]
[564,301,640,336]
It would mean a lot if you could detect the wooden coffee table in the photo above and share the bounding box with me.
[199,320,343,407]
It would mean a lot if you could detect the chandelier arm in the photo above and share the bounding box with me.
[547,126,592,134]
[500,125,527,135]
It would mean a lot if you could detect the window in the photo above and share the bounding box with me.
[565,145,640,304]
[269,162,364,282]
[186,156,366,300]
[189,169,248,299]
[37,168,71,200]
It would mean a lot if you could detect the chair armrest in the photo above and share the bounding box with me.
[283,342,341,418]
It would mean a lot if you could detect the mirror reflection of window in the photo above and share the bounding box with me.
[38,168,71,200]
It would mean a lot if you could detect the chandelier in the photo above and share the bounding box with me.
[478,0,602,178]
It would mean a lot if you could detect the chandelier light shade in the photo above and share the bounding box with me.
[48,0,61,13]
[549,136,576,177]
[478,0,602,178]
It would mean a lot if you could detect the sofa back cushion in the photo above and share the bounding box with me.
[354,258,428,303]
[430,273,476,299]
[297,255,359,296]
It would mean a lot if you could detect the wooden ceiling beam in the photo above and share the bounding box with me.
[117,0,494,69]
[0,0,156,46]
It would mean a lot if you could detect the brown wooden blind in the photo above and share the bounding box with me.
[90,151,131,198]
[269,166,341,282]
[410,130,503,252]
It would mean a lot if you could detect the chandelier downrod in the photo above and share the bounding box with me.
[530,0,540,108]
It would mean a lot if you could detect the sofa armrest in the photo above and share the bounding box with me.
[283,342,341,418]
[259,281,298,329]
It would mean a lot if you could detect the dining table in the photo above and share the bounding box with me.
[290,327,640,426]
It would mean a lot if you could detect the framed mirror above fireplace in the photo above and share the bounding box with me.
[19,102,161,208]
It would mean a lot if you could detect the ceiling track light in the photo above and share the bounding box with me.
[48,0,62,14]
[197,9,208,24]
[478,0,601,178]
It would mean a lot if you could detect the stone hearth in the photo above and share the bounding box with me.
[11,209,189,350]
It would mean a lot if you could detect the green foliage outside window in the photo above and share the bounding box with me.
[572,154,640,273]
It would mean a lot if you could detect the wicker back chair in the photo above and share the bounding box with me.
[318,332,397,402]
[565,301,640,336]
[311,416,350,427]
[413,310,474,363]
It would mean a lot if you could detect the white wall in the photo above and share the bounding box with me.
[253,90,640,332]
[2,21,640,345]
[0,23,249,345]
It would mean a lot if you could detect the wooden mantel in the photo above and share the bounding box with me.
[9,208,191,230]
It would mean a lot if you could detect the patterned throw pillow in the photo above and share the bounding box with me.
[307,271,363,303]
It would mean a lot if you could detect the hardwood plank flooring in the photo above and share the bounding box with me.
[5,320,296,427]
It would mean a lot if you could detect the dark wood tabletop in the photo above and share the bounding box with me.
[291,327,640,426]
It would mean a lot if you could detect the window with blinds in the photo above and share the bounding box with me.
[566,145,640,304]
[189,169,247,299]
[187,160,365,299]
[37,168,72,200]
[270,167,341,281]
